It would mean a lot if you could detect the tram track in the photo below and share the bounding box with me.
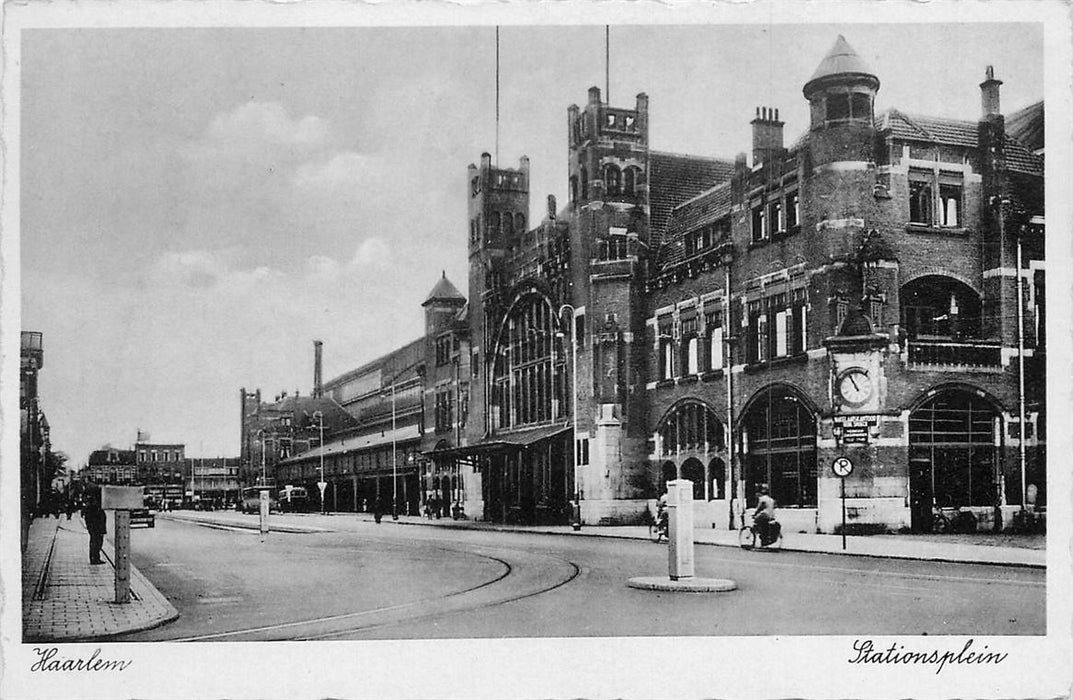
[166,536,581,642]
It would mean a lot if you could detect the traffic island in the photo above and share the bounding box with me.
[628,479,737,594]
[627,575,737,592]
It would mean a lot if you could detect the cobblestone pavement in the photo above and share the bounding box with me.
[21,515,178,642]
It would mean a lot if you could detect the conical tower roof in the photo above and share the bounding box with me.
[803,35,879,96]
[422,271,465,306]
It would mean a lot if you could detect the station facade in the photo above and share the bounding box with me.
[257,36,1045,534]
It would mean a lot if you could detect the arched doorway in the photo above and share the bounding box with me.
[708,458,726,500]
[908,388,1000,531]
[680,458,705,500]
[742,387,817,509]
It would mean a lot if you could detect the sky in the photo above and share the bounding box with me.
[20,23,1043,463]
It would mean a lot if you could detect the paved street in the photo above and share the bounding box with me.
[115,513,1045,641]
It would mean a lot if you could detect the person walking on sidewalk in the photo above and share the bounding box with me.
[84,491,107,565]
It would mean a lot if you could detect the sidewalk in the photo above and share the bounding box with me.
[163,510,1047,568]
[21,515,178,642]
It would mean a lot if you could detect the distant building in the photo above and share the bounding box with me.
[85,446,137,485]
[20,330,50,549]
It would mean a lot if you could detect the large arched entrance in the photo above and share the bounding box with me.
[900,275,982,340]
[908,388,1001,531]
[741,386,817,509]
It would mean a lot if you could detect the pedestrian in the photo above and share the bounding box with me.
[84,490,107,565]
[373,497,383,524]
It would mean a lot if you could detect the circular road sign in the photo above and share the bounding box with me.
[832,457,854,478]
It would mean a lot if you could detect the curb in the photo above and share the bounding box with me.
[352,515,1047,569]
[160,513,328,534]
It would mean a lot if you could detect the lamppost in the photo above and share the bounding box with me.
[718,242,739,530]
[558,304,581,530]
[312,410,327,514]
[391,382,399,520]
[254,427,267,487]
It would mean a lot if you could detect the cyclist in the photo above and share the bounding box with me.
[753,486,777,545]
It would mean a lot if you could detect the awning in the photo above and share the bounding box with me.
[424,424,571,460]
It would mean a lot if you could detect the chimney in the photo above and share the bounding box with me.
[547,194,557,220]
[980,65,1003,117]
[751,106,785,167]
[587,86,602,106]
[480,152,492,171]
[313,340,323,398]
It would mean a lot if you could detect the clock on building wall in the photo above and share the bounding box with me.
[836,367,873,407]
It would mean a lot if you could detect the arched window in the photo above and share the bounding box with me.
[605,164,622,196]
[909,389,1000,530]
[488,212,501,238]
[656,401,724,457]
[901,276,982,340]
[490,295,567,431]
[570,176,579,203]
[579,166,589,199]
[504,212,514,237]
[742,388,817,508]
[515,213,525,233]
[623,167,638,196]
[687,337,700,375]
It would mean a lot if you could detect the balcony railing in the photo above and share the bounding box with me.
[906,339,1003,368]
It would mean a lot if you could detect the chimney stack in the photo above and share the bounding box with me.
[751,106,785,167]
[547,194,557,220]
[980,65,1003,118]
[313,340,323,398]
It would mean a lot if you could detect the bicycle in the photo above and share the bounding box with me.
[738,518,782,550]
[650,511,669,543]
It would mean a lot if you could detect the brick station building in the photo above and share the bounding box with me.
[427,35,1045,532]
[255,35,1045,533]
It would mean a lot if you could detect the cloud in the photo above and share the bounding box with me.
[350,237,390,268]
[206,101,327,148]
[292,152,379,193]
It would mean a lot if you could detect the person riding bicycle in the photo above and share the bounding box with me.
[655,493,669,541]
[753,487,777,545]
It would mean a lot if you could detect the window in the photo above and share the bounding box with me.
[658,318,674,380]
[504,212,514,237]
[515,213,526,233]
[910,170,964,228]
[576,438,590,466]
[706,311,724,370]
[745,291,807,364]
[623,167,637,196]
[679,316,699,376]
[604,164,622,196]
[851,93,873,122]
[786,191,799,229]
[939,183,961,227]
[489,211,501,237]
[579,166,588,199]
[769,200,784,235]
[751,204,766,244]
[574,312,586,348]
[435,389,454,433]
[435,335,453,366]
[490,296,565,430]
[826,93,851,122]
[909,177,932,224]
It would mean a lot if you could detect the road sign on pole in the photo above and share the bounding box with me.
[831,457,853,550]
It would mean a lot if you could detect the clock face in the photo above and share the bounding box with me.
[837,368,873,406]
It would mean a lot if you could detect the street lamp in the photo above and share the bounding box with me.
[717,241,738,529]
[312,410,327,514]
[558,304,582,530]
[391,382,399,520]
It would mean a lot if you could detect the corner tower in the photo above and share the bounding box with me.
[803,35,879,168]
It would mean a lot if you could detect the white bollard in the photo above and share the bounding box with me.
[667,479,694,580]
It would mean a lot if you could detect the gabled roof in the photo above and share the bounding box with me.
[878,109,1043,176]
[422,271,466,306]
[649,151,735,244]
[1006,100,1044,153]
[804,35,879,95]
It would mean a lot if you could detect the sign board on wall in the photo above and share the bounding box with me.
[101,486,144,510]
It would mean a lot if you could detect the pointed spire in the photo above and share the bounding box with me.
[804,35,879,97]
[423,273,466,306]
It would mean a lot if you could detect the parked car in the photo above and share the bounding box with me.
[130,508,156,528]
